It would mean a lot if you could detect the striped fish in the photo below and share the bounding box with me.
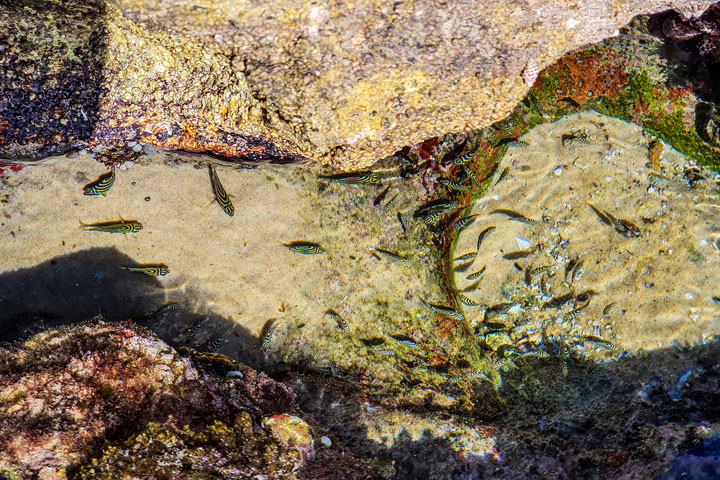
[476,226,496,249]
[495,138,528,148]
[319,171,380,185]
[491,209,538,225]
[562,302,589,321]
[262,321,279,351]
[462,166,483,187]
[466,265,486,280]
[83,167,116,196]
[494,167,510,186]
[397,212,407,234]
[81,219,143,234]
[208,164,234,217]
[453,252,477,262]
[208,328,235,352]
[382,193,399,212]
[602,302,616,316]
[284,241,326,254]
[420,298,465,320]
[325,309,349,331]
[372,247,411,267]
[453,150,478,165]
[185,316,210,336]
[458,293,483,307]
[529,265,550,276]
[423,211,444,225]
[121,265,170,276]
[453,214,479,231]
[438,179,470,192]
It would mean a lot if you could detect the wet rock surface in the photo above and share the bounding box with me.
[1,0,715,167]
[0,320,385,479]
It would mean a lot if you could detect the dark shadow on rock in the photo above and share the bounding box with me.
[0,0,107,160]
[278,335,720,480]
[647,8,720,105]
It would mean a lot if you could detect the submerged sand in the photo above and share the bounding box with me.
[454,112,720,359]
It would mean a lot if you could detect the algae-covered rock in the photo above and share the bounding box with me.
[0,320,383,479]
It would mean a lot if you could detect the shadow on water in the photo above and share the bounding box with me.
[0,0,108,160]
[280,335,720,480]
[0,247,262,366]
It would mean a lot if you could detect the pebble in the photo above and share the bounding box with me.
[553,166,563,176]
[225,370,244,379]
[320,435,332,447]
[132,143,143,152]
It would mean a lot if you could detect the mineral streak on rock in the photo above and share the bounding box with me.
[0,0,309,163]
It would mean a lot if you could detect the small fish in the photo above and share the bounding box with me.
[476,226,496,250]
[454,150,478,165]
[415,201,459,217]
[373,185,391,206]
[491,209,538,225]
[559,343,571,376]
[494,167,510,186]
[325,309,349,331]
[527,265,549,276]
[121,265,170,276]
[185,316,210,336]
[153,303,180,316]
[420,298,465,320]
[391,335,418,348]
[602,302,616,316]
[81,219,143,234]
[562,302,589,321]
[583,335,620,352]
[284,241,326,254]
[453,252,477,262]
[570,259,585,283]
[83,167,116,196]
[208,328,234,352]
[561,133,589,147]
[423,211,444,225]
[493,119,514,134]
[262,321,279,351]
[319,171,380,185]
[540,274,551,296]
[502,248,535,260]
[543,290,576,309]
[526,92,546,117]
[466,265,486,280]
[462,166,483,187]
[397,212,407,234]
[564,258,579,280]
[487,302,514,314]
[372,247,411,267]
[495,138,528,148]
[438,178,470,191]
[453,214,479,231]
[382,193,399,212]
[586,202,641,238]
[208,164,234,217]
[458,293,483,306]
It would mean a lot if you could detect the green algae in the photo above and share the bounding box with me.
[76,413,299,479]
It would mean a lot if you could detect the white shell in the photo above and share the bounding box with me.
[521,59,539,87]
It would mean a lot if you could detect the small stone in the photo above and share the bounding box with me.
[320,435,332,447]
[132,143,143,152]
[554,166,563,176]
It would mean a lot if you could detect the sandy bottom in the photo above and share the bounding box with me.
[454,112,720,359]
[0,152,453,393]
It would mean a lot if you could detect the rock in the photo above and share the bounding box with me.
[1,0,715,168]
[0,319,387,479]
